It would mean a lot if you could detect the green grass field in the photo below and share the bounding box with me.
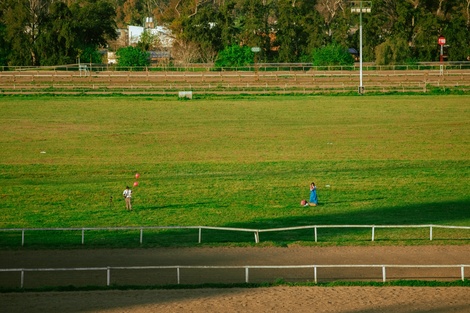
[0,94,469,246]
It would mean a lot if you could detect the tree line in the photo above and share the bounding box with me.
[1,0,469,67]
[0,0,117,66]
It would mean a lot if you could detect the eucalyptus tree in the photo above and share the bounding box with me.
[1,0,50,65]
[303,2,331,52]
[314,0,350,44]
[345,0,470,63]
[238,0,270,50]
[180,4,224,62]
[0,0,117,66]
[360,1,421,63]
[411,8,440,61]
[36,1,76,65]
[0,5,9,66]
[0,24,7,66]
[218,0,274,62]
[437,0,470,60]
[275,0,306,62]
[119,0,143,25]
[219,0,238,46]
[273,0,321,62]
[70,0,117,51]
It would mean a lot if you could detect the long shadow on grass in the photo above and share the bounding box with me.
[131,199,469,245]
[209,199,470,244]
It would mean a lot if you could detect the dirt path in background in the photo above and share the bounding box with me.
[1,245,469,313]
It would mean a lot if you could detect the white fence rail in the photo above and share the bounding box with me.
[1,264,468,288]
[0,224,469,246]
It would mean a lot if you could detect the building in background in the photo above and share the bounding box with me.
[107,17,174,65]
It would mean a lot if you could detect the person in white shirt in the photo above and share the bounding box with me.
[123,186,132,211]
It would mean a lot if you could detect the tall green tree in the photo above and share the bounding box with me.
[181,5,223,62]
[362,1,425,63]
[219,0,238,47]
[303,3,329,54]
[2,0,47,65]
[70,0,117,50]
[411,9,440,61]
[275,0,305,62]
[440,1,470,61]
[274,0,325,62]
[0,5,9,66]
[0,23,8,66]
[238,0,267,49]
[0,0,116,66]
[36,2,76,65]
[445,15,470,61]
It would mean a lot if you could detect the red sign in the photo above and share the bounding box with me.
[438,36,446,46]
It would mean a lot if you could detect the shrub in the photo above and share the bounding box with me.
[116,46,150,69]
[311,43,354,67]
[214,45,254,70]
[375,38,411,65]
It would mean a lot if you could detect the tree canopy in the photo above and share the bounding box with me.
[1,0,469,66]
[173,0,470,63]
[0,0,117,66]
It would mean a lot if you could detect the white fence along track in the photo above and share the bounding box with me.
[1,264,468,288]
[0,224,469,246]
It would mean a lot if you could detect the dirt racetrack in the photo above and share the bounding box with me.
[1,245,469,312]
[2,68,470,95]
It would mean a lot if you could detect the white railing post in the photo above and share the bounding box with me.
[382,266,386,282]
[21,270,24,288]
[245,267,249,283]
[82,229,85,245]
[140,228,143,244]
[198,227,202,244]
[430,226,433,241]
[22,229,25,246]
[107,267,110,286]
[461,266,465,281]
[254,231,259,243]
[314,227,317,242]
[177,267,180,284]
[314,266,317,284]
[372,226,375,241]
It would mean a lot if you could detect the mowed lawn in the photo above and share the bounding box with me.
[0,95,469,245]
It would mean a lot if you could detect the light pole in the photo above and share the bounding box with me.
[351,1,371,94]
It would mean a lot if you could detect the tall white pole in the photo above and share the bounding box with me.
[351,1,370,94]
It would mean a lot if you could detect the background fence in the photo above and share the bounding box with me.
[1,63,470,95]
[1,224,469,246]
[2,62,470,72]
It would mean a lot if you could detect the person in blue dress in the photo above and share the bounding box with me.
[309,182,318,206]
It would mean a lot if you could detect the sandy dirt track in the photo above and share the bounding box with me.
[1,286,470,313]
[1,245,469,312]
